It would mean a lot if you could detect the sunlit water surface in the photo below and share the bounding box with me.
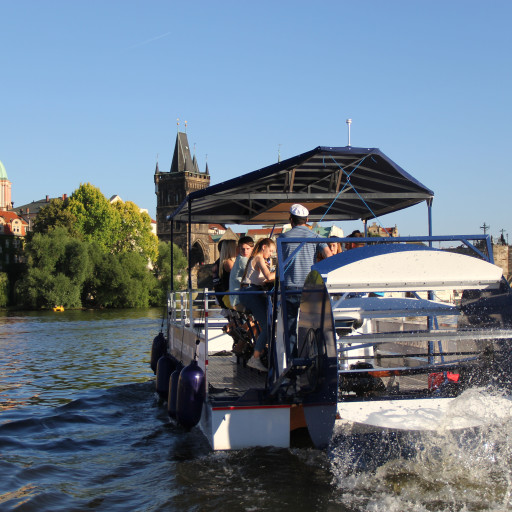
[1,309,511,511]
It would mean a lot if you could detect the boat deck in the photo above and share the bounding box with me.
[206,353,267,398]
[206,351,428,406]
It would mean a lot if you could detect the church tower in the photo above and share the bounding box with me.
[0,160,12,210]
[154,131,211,265]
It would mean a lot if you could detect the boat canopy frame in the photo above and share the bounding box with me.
[167,145,435,287]
[167,146,434,225]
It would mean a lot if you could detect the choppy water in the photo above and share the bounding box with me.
[1,309,512,511]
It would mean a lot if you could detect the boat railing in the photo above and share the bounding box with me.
[324,235,511,398]
[167,234,502,391]
[169,287,273,328]
[169,289,219,327]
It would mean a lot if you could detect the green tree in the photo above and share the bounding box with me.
[111,200,158,263]
[15,228,93,309]
[80,241,105,307]
[15,184,164,309]
[152,241,187,303]
[0,273,8,307]
[92,251,158,308]
[31,198,79,237]
[67,183,120,252]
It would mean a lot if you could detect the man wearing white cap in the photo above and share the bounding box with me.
[279,204,332,356]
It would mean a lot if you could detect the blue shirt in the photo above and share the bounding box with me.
[279,225,327,288]
[228,255,249,307]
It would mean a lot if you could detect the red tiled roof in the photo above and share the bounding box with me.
[246,227,283,236]
[0,211,28,225]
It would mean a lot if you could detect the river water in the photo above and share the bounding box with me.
[1,309,512,511]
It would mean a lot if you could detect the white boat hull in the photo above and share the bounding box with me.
[200,402,292,450]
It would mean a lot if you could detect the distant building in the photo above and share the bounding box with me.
[0,161,27,270]
[154,131,211,265]
[209,224,226,236]
[367,222,398,238]
[246,227,284,242]
[0,210,27,237]
[0,160,12,211]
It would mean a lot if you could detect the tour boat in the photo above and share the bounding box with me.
[151,145,512,450]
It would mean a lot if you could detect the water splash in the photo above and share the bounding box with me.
[329,389,512,511]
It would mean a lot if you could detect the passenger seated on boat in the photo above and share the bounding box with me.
[346,230,364,250]
[240,237,276,372]
[223,307,260,361]
[316,235,343,262]
[212,239,237,309]
[228,236,254,312]
[279,204,332,357]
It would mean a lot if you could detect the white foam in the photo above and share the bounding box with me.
[336,390,512,432]
[330,390,512,511]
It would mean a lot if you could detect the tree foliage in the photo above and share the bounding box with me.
[16,228,92,308]
[154,241,187,290]
[111,200,158,262]
[32,198,79,237]
[67,183,120,252]
[15,229,164,309]
[0,273,8,307]
[14,184,187,309]
[88,251,158,308]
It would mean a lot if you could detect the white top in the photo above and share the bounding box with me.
[242,260,266,286]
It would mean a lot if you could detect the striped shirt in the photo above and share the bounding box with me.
[279,225,327,288]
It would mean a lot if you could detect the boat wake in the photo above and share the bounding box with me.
[329,388,512,511]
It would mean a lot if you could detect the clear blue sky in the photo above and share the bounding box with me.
[1,0,511,241]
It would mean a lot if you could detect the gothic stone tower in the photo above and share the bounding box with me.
[154,132,211,266]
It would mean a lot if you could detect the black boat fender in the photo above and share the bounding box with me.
[150,332,167,374]
[155,354,177,398]
[176,360,206,429]
[168,362,184,419]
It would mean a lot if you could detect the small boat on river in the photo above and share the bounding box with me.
[153,145,512,450]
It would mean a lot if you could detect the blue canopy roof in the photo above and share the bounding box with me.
[169,146,434,225]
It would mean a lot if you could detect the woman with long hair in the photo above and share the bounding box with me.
[240,237,276,371]
[213,239,237,308]
[219,239,237,279]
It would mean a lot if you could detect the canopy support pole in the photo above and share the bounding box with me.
[188,199,192,290]
[427,197,434,362]
[427,198,433,242]
[170,219,174,292]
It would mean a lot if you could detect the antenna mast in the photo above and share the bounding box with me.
[480,222,490,235]
[346,118,352,147]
